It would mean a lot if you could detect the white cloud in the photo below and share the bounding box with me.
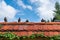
[30,0,38,3]
[30,0,55,21]
[16,0,32,10]
[0,0,17,22]
[17,0,26,9]
[21,19,26,22]
[26,5,32,10]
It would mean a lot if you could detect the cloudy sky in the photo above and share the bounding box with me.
[0,0,60,22]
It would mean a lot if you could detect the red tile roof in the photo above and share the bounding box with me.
[0,22,60,36]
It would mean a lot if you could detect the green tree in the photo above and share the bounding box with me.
[54,2,60,20]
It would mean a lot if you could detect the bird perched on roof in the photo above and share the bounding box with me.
[18,18,21,22]
[26,19,29,22]
[4,17,7,22]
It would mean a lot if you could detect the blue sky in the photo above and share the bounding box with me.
[0,0,60,22]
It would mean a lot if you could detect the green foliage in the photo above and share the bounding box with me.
[20,36,28,39]
[53,2,60,20]
[29,34,36,39]
[55,2,60,11]
[35,33,45,37]
[52,35,60,40]
[0,33,60,40]
[3,32,16,40]
[0,32,20,40]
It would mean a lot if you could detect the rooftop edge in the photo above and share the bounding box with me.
[0,22,60,25]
